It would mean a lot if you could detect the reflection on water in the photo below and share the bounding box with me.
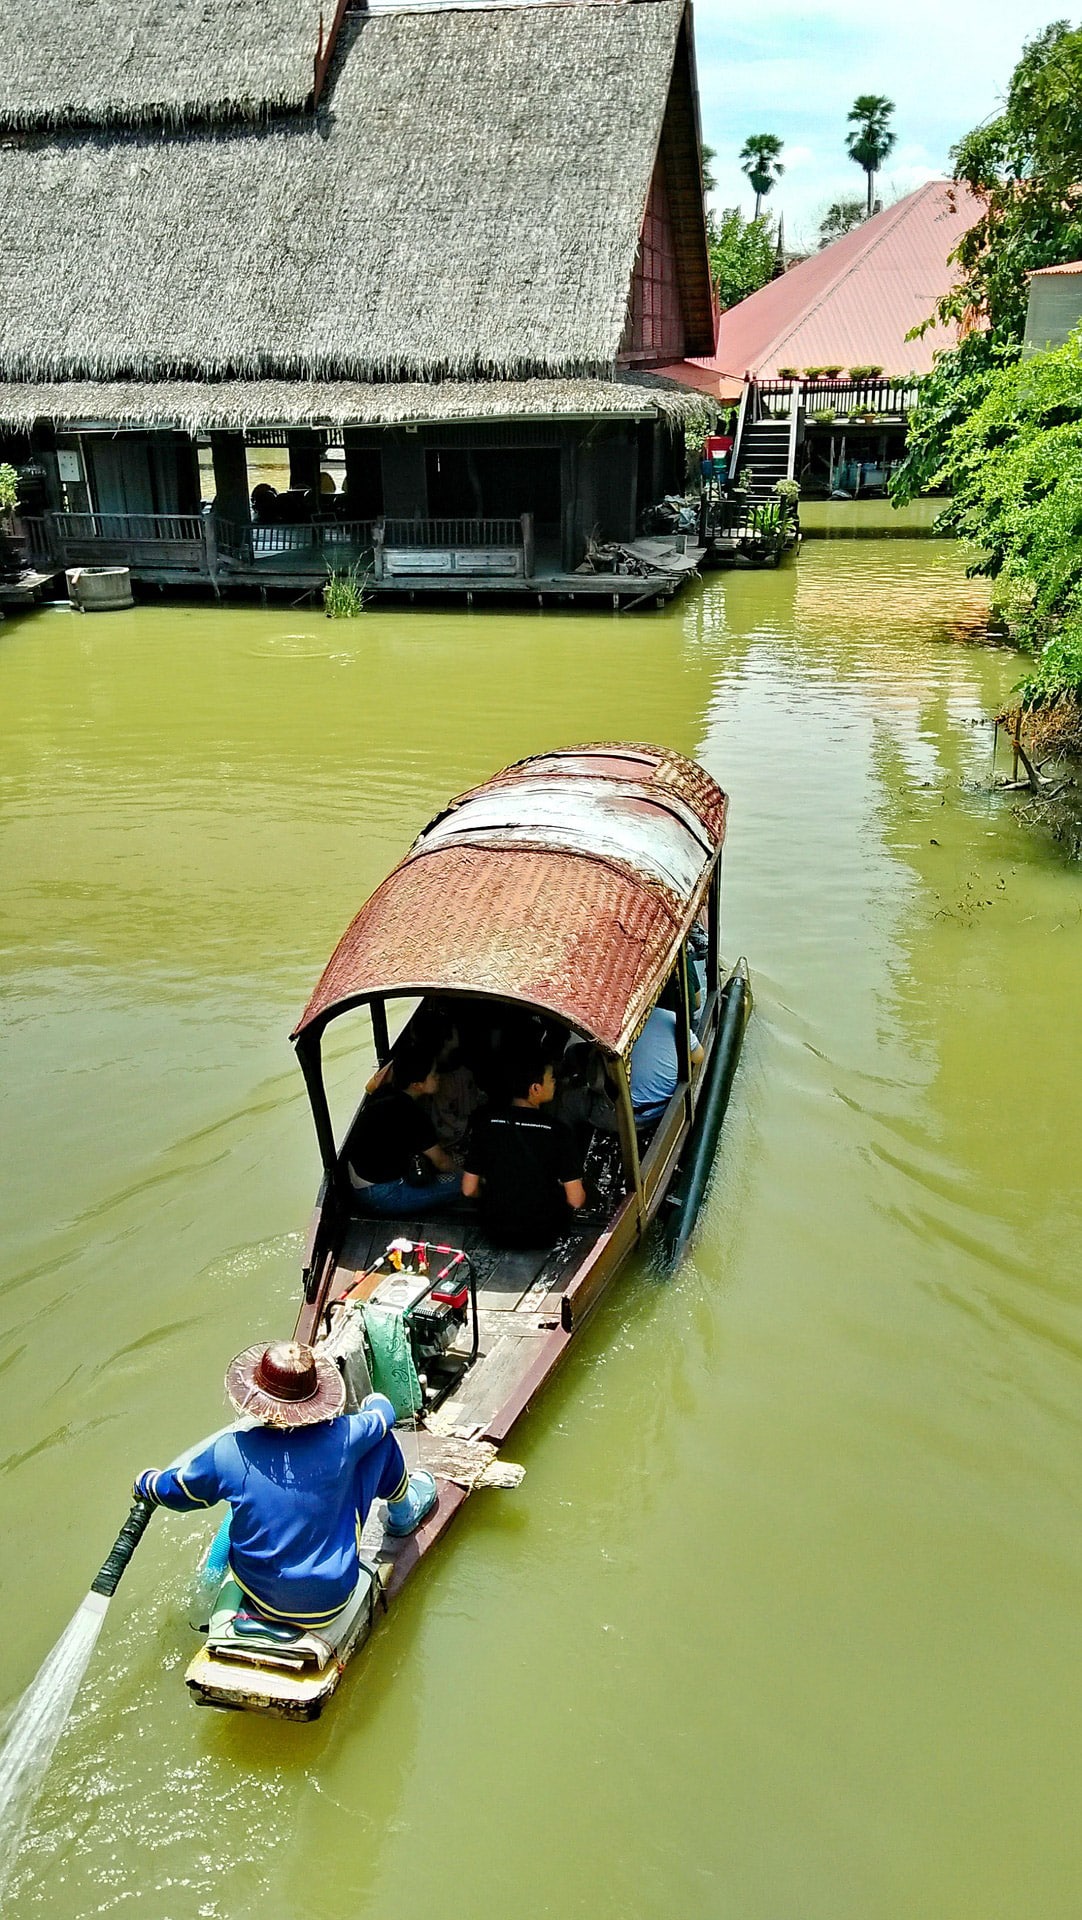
[2,543,1081,1920]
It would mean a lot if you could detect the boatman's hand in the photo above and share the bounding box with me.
[133,1469,159,1503]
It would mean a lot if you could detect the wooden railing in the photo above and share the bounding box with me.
[23,510,209,572]
[17,516,54,565]
[244,519,375,558]
[373,516,532,582]
[380,518,524,548]
[16,510,534,584]
[703,497,793,548]
[756,376,921,416]
[62,512,206,543]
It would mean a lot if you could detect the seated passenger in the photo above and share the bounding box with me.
[552,1040,618,1138]
[630,1004,704,1130]
[347,1036,460,1217]
[462,1043,586,1247]
[366,1003,483,1168]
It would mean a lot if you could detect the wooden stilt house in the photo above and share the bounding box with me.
[0,1,716,604]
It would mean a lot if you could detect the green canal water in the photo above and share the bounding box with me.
[2,542,1081,1919]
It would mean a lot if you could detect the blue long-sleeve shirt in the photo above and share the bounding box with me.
[141,1398,400,1625]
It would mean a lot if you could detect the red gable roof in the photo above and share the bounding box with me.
[659,180,981,400]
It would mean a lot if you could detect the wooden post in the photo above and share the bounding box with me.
[209,432,250,528]
[370,997,390,1065]
[613,1059,645,1225]
[203,510,219,583]
[372,520,386,581]
[288,430,322,494]
[707,862,721,992]
[520,511,535,580]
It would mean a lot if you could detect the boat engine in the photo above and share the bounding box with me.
[409,1271,470,1370]
[402,1248,477,1403]
[340,1241,480,1410]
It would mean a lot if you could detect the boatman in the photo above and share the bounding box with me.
[134,1341,437,1631]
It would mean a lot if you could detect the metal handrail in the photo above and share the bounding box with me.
[730,378,752,484]
[786,388,800,482]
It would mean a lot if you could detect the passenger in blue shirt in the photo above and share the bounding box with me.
[135,1340,437,1629]
[630,1005,703,1127]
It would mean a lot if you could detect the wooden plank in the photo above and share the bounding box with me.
[386,549,454,574]
[483,1327,571,1445]
[451,549,520,576]
[557,1193,640,1332]
[435,1330,549,1433]
[414,1431,498,1485]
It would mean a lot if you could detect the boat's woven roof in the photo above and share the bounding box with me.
[293,746,727,1053]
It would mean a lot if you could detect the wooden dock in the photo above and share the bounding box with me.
[0,567,61,609]
[18,514,702,610]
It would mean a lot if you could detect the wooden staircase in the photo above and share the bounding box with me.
[733,417,794,499]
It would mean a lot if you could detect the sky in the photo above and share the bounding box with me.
[693,0,1069,250]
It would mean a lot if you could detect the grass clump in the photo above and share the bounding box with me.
[323,562,371,618]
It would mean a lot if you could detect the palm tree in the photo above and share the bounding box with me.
[739,134,784,220]
[846,95,895,217]
[818,198,865,248]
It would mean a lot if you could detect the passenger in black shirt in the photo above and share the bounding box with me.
[348,1035,460,1217]
[462,1045,586,1247]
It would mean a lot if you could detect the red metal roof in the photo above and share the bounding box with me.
[293,746,727,1053]
[657,180,981,400]
[1028,261,1082,277]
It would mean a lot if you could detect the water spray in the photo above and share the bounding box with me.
[0,1496,155,1897]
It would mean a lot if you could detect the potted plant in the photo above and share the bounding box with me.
[803,367,824,379]
[0,462,23,585]
[811,407,835,425]
[819,364,844,378]
[777,366,800,381]
[774,478,800,502]
[848,364,883,380]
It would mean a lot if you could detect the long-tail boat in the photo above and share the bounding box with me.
[186,745,750,1717]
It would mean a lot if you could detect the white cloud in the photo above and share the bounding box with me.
[693,0,1056,228]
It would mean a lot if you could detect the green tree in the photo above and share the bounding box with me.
[893,21,1082,504]
[818,199,865,248]
[739,133,784,219]
[708,207,776,311]
[846,95,895,217]
[930,329,1082,705]
[925,21,1082,347]
[891,23,1082,706]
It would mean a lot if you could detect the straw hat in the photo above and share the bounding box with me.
[226,1341,345,1429]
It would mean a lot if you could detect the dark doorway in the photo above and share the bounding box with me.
[342,448,383,519]
[425,447,561,527]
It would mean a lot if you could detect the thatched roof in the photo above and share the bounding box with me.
[0,374,704,434]
[0,0,323,132]
[0,3,696,386]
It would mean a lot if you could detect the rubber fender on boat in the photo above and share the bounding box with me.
[661,959,751,1268]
